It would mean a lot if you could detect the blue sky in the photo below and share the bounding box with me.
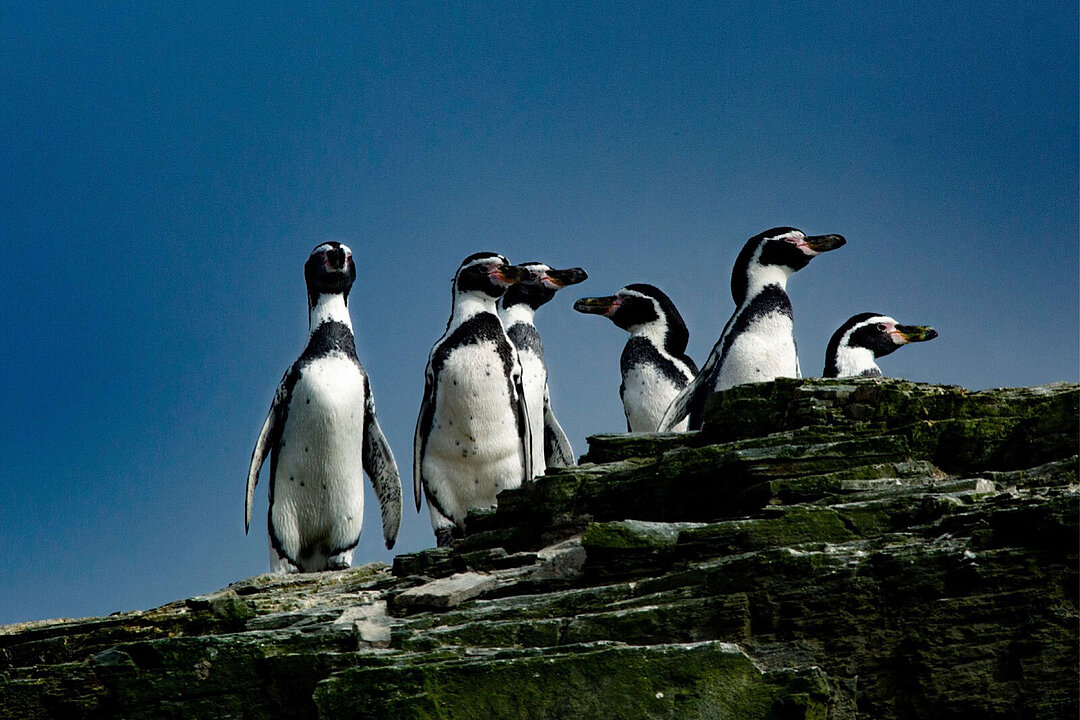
[1,2,1076,625]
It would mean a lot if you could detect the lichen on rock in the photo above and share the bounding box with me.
[1,379,1076,719]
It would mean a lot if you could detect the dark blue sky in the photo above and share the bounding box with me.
[2,2,1076,624]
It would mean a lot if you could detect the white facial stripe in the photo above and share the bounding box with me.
[842,316,897,347]
[461,255,508,270]
[519,264,556,287]
[310,242,352,257]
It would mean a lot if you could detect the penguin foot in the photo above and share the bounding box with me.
[326,546,355,571]
[434,527,455,548]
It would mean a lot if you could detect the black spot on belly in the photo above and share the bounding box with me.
[300,481,305,487]
[306,398,310,404]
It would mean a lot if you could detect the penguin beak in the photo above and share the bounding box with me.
[541,267,588,289]
[893,325,938,344]
[573,295,619,317]
[802,234,846,254]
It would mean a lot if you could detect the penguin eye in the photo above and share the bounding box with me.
[876,324,888,332]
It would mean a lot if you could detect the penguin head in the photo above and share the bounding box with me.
[731,227,846,304]
[824,312,938,377]
[453,252,535,299]
[502,262,589,311]
[574,283,690,354]
[304,242,356,308]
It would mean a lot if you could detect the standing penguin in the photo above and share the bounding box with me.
[660,227,846,431]
[246,242,402,573]
[574,284,698,432]
[498,262,588,475]
[414,253,535,547]
[824,313,938,378]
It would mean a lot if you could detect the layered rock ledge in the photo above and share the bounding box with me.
[2,379,1077,719]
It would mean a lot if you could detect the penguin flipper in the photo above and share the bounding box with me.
[514,367,534,483]
[362,378,403,550]
[658,374,696,432]
[660,331,726,432]
[542,389,574,468]
[246,372,289,534]
[413,368,435,512]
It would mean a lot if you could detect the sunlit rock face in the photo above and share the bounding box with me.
[2,379,1077,720]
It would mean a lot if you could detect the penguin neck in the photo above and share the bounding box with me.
[833,345,879,377]
[308,292,353,334]
[628,321,668,351]
[450,291,500,327]
[739,264,793,306]
[498,301,537,330]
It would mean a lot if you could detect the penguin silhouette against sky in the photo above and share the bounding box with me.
[574,284,697,432]
[414,253,535,547]
[824,313,937,378]
[660,227,846,431]
[498,262,587,475]
[246,242,402,573]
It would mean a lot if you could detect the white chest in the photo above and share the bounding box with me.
[716,311,798,390]
[834,346,879,377]
[428,341,520,459]
[622,362,687,432]
[276,354,367,497]
[517,347,546,425]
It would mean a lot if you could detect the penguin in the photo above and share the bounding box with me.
[660,227,846,431]
[823,313,938,378]
[246,242,402,573]
[574,284,698,432]
[414,253,535,547]
[498,262,588,475]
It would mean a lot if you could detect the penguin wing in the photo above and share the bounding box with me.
[362,377,403,550]
[659,328,728,432]
[657,373,697,431]
[542,388,575,468]
[413,365,435,512]
[514,364,534,483]
[245,371,290,534]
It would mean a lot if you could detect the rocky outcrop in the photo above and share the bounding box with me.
[2,379,1077,719]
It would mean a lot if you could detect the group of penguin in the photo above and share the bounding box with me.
[246,228,938,572]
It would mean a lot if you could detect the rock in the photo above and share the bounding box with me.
[391,572,499,614]
[1,379,1076,719]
